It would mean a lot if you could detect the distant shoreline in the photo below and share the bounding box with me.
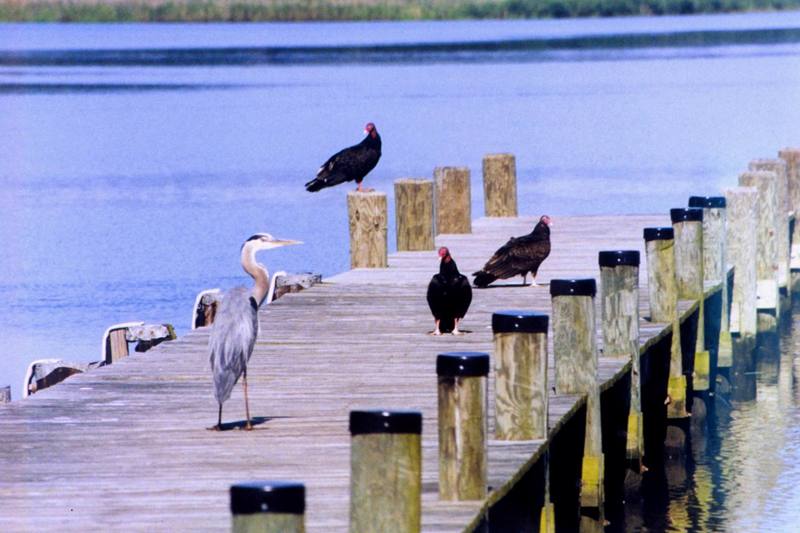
[1,0,799,23]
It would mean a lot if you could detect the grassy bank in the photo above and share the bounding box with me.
[1,0,799,22]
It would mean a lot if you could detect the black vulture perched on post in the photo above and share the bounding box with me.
[427,247,472,335]
[472,215,552,288]
[305,122,382,192]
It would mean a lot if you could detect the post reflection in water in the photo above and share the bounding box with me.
[619,300,800,532]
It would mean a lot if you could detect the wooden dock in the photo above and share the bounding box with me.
[0,213,712,531]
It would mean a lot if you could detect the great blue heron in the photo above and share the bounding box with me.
[209,233,301,430]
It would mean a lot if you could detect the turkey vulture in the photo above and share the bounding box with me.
[472,215,551,288]
[305,122,382,192]
[427,247,472,335]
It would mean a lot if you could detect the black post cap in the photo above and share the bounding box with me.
[230,481,305,515]
[349,410,422,436]
[436,352,490,377]
[549,278,596,297]
[643,227,674,241]
[492,311,548,334]
[670,207,703,223]
[688,196,726,209]
[598,250,640,268]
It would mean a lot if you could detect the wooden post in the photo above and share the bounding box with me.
[739,170,779,332]
[643,227,688,419]
[670,207,709,391]
[106,328,129,364]
[750,159,790,298]
[482,154,518,217]
[437,352,488,501]
[230,481,305,533]
[598,250,643,467]
[724,187,758,339]
[0,386,10,403]
[689,196,731,367]
[778,148,800,292]
[492,310,548,440]
[550,279,603,514]
[349,410,422,532]
[347,191,388,269]
[394,178,434,252]
[434,167,471,234]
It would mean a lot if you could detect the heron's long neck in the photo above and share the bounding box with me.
[242,245,269,307]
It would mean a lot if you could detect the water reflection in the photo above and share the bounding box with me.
[620,302,800,531]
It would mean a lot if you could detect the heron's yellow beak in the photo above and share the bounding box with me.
[276,239,303,247]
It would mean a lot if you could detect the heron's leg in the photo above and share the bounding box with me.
[243,371,253,430]
[431,319,442,336]
[217,404,222,429]
[522,273,527,286]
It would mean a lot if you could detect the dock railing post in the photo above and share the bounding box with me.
[482,153,518,217]
[0,386,10,403]
[749,158,790,307]
[394,178,434,252]
[739,170,779,332]
[437,352,488,501]
[598,250,643,470]
[347,190,388,269]
[643,227,688,419]
[724,187,759,387]
[550,279,604,519]
[434,167,471,234]
[670,207,710,393]
[689,196,731,368]
[349,410,422,532]
[778,148,800,292]
[492,310,548,440]
[230,481,305,533]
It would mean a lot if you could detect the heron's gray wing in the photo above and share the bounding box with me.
[208,287,259,404]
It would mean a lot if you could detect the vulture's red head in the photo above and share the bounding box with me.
[540,215,552,226]
[438,246,451,262]
[364,122,377,138]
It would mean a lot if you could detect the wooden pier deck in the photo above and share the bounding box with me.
[1,213,698,532]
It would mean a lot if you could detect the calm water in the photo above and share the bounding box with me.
[2,14,800,529]
[619,312,800,532]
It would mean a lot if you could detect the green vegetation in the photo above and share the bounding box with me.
[0,0,798,22]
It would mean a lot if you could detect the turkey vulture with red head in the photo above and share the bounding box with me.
[305,123,382,192]
[427,247,472,335]
[472,215,552,288]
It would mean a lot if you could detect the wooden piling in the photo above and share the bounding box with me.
[347,190,388,269]
[671,207,709,392]
[0,386,10,403]
[778,148,800,292]
[689,196,731,367]
[550,279,603,513]
[643,227,688,419]
[106,328,129,364]
[724,187,758,339]
[482,154,518,217]
[738,170,779,331]
[598,250,643,467]
[434,167,471,234]
[349,410,422,532]
[492,310,549,441]
[394,178,434,252]
[437,352,488,501]
[230,481,305,533]
[750,159,790,298]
